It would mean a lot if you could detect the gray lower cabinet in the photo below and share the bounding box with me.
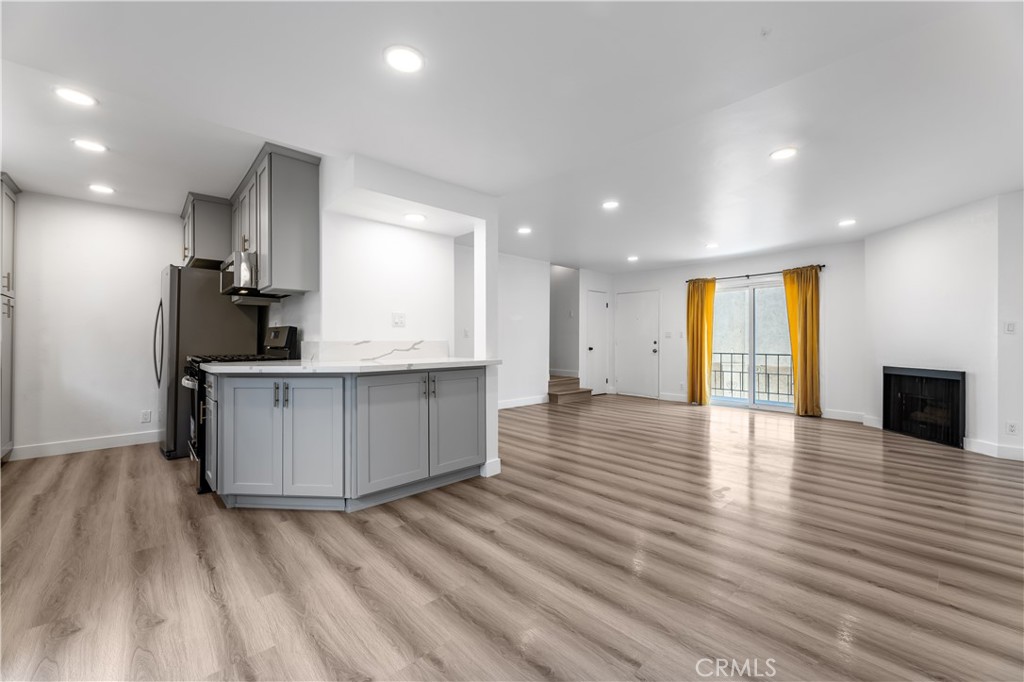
[283,378,345,497]
[355,368,485,497]
[1,296,12,456]
[222,378,283,495]
[204,394,218,491]
[356,373,430,496]
[221,376,344,497]
[429,369,486,475]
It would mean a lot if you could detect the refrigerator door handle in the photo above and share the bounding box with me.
[153,299,164,387]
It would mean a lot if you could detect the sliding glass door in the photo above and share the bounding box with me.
[711,281,793,408]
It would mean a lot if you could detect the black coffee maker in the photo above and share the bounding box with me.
[263,325,299,359]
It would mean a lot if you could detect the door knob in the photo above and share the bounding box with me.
[588,347,594,351]
[652,349,658,354]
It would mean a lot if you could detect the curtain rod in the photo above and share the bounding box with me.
[686,264,825,284]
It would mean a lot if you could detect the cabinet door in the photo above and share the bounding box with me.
[222,378,283,495]
[356,373,429,496]
[204,396,218,491]
[182,200,194,265]
[429,369,486,475]
[237,184,251,254]
[282,378,344,497]
[1,187,14,298]
[255,156,271,291]
[231,201,240,252]
[1,297,12,456]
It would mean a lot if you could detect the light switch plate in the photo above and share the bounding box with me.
[392,312,406,328]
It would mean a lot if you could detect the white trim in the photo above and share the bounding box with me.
[9,429,160,461]
[822,409,864,423]
[480,459,501,477]
[996,444,1024,461]
[862,415,883,429]
[659,392,688,402]
[964,438,999,458]
[549,369,579,378]
[499,394,549,410]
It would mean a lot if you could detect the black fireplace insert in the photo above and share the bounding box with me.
[882,366,966,448]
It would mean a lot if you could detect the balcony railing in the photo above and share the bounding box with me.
[711,352,794,404]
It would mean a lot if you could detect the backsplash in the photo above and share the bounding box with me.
[301,340,451,363]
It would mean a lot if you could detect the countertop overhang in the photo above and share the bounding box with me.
[200,357,502,375]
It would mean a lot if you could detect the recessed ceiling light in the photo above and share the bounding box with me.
[404,213,426,224]
[517,226,532,235]
[706,242,719,249]
[89,184,114,194]
[602,200,620,210]
[385,46,424,73]
[627,255,639,262]
[838,218,857,227]
[72,139,107,152]
[56,87,97,106]
[769,147,798,161]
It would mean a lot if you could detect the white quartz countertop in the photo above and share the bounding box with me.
[200,357,501,375]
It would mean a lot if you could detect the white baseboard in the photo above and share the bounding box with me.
[499,394,549,410]
[995,443,1024,461]
[964,438,1001,459]
[10,429,160,461]
[480,459,501,477]
[862,415,882,429]
[822,409,864,423]
[549,369,579,378]
[659,392,688,403]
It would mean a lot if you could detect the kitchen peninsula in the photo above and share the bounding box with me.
[200,357,499,511]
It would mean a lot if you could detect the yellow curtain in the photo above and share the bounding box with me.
[686,278,716,405]
[782,266,822,417]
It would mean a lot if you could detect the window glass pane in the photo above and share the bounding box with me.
[754,286,793,405]
[712,289,749,400]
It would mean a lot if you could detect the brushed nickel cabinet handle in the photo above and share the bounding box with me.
[283,382,289,407]
[274,382,280,407]
[431,376,437,397]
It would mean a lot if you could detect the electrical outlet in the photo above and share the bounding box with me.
[1008,422,1019,436]
[140,410,152,424]
[1004,321,1017,334]
[463,328,471,339]
[391,312,406,328]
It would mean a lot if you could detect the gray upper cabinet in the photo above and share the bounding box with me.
[181,193,232,266]
[429,369,486,476]
[222,378,284,495]
[356,373,430,496]
[221,375,344,498]
[2,178,16,298]
[283,378,344,496]
[230,144,320,296]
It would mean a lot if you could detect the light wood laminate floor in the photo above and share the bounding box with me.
[2,396,1022,681]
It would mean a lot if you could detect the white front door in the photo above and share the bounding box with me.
[585,290,609,395]
[615,290,660,398]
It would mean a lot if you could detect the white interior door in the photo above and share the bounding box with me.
[585,290,609,395]
[615,290,660,398]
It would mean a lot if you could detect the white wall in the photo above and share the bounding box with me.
[498,253,550,408]
[864,197,1000,453]
[12,193,180,458]
[549,265,579,376]
[317,213,454,346]
[997,191,1023,458]
[612,242,867,416]
[453,243,475,358]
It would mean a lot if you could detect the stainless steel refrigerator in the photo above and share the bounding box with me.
[154,265,257,459]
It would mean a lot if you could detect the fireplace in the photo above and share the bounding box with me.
[883,366,966,448]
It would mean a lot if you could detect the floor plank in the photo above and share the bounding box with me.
[2,396,1022,681]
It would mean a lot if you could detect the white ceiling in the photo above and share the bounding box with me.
[2,2,1021,271]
